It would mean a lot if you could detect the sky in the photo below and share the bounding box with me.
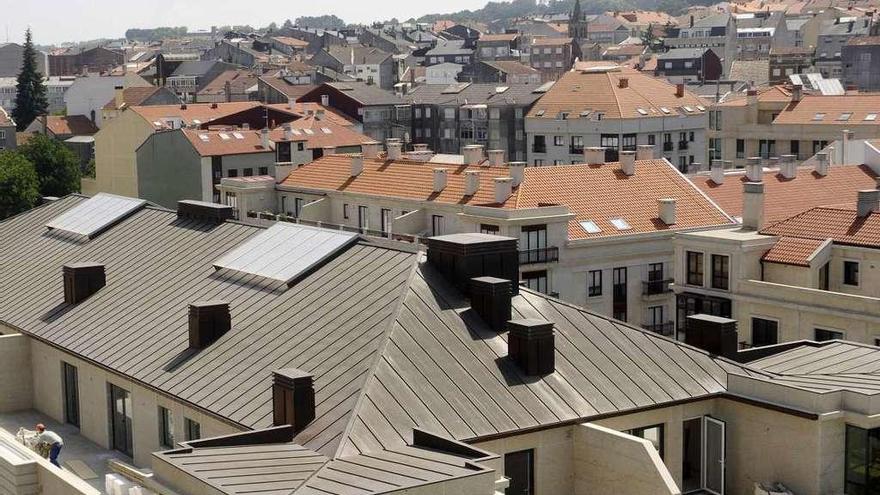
[1,0,482,45]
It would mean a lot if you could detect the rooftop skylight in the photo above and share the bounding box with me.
[219,133,230,140]
[610,218,632,231]
[866,113,878,121]
[813,113,825,121]
[579,220,602,234]
[46,193,147,239]
[837,112,852,121]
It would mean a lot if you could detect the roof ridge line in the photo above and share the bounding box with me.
[330,254,422,459]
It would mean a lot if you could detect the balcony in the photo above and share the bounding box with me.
[663,142,674,152]
[643,322,675,337]
[642,279,674,296]
[678,141,689,150]
[519,247,559,265]
[569,146,584,155]
[532,144,547,154]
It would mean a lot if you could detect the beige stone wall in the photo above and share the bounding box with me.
[30,340,241,467]
[92,110,153,198]
[475,424,575,495]
[0,333,33,413]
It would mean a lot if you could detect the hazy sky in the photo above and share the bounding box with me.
[1,0,483,45]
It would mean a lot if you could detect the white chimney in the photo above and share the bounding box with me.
[287,97,296,109]
[742,182,765,230]
[746,157,763,182]
[815,151,829,176]
[620,151,636,176]
[857,190,880,217]
[362,141,381,159]
[488,149,505,166]
[114,85,124,109]
[658,198,676,225]
[463,145,485,165]
[767,157,779,170]
[791,84,802,102]
[433,168,448,192]
[710,161,725,184]
[323,146,336,156]
[584,146,604,165]
[283,123,294,141]
[387,140,402,160]
[320,94,330,106]
[464,170,481,196]
[350,153,364,177]
[780,154,797,179]
[413,143,429,152]
[494,177,513,203]
[843,129,854,164]
[636,144,654,161]
[508,161,525,187]
[261,128,270,149]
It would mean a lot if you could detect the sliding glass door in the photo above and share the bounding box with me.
[108,384,133,457]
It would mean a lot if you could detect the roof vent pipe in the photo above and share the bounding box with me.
[508,162,525,187]
[463,144,485,165]
[857,189,880,217]
[350,153,364,177]
[636,144,654,161]
[508,319,555,375]
[619,150,636,176]
[261,127,270,149]
[63,262,106,305]
[780,154,797,179]
[710,161,725,184]
[464,170,481,195]
[745,157,763,182]
[283,123,293,141]
[658,198,677,225]
[815,151,829,176]
[494,177,513,203]
[386,140,402,160]
[584,146,605,165]
[272,369,315,435]
[361,141,381,159]
[188,300,231,349]
[488,149,505,166]
[742,182,765,230]
[433,168,448,192]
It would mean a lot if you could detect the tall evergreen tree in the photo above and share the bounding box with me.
[11,28,48,131]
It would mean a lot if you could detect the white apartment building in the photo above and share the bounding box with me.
[220,143,735,333]
[525,66,709,172]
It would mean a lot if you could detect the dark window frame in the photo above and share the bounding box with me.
[686,251,704,286]
[628,423,665,459]
[159,406,174,449]
[184,417,201,441]
[751,317,779,347]
[588,270,602,297]
[844,260,860,286]
[711,254,729,290]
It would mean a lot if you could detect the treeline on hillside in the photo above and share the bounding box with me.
[292,15,347,30]
[125,26,188,41]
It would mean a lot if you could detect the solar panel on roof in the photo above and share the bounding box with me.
[46,193,147,238]
[213,223,358,284]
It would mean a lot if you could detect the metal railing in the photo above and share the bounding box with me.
[246,211,427,245]
[643,322,675,336]
[678,141,689,150]
[519,247,559,265]
[569,146,584,155]
[663,142,674,152]
[642,279,673,295]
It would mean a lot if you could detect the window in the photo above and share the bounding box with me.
[613,267,627,322]
[844,261,860,286]
[588,270,602,297]
[62,362,79,428]
[381,208,392,234]
[553,135,564,146]
[480,223,499,234]
[522,270,548,294]
[628,424,665,459]
[259,167,268,176]
[227,169,238,178]
[343,203,350,219]
[819,262,830,290]
[520,224,547,251]
[277,142,291,162]
[790,140,800,158]
[159,406,174,448]
[504,449,534,495]
[600,134,619,149]
[845,425,880,494]
[570,136,584,153]
[815,328,843,341]
[648,134,656,145]
[431,215,444,236]
[751,318,778,347]
[294,198,304,218]
[686,251,703,286]
[621,133,637,151]
[443,108,455,119]
[711,254,729,290]
[243,168,253,177]
[758,139,775,159]
[184,418,201,441]
[358,206,369,231]
[736,139,745,159]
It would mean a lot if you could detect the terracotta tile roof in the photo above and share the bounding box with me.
[531,36,573,46]
[102,86,164,110]
[527,68,708,119]
[266,102,355,127]
[717,85,794,107]
[432,20,457,33]
[761,236,826,266]
[0,107,12,126]
[611,10,678,25]
[773,95,880,125]
[762,207,880,248]
[280,155,516,207]
[281,156,733,240]
[479,33,519,42]
[516,160,734,239]
[270,115,374,149]
[847,36,880,46]
[182,129,273,157]
[694,165,878,223]
[272,36,310,48]
[131,102,261,128]
[44,115,98,136]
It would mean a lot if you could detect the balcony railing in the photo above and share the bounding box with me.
[642,279,674,295]
[678,141,689,150]
[643,322,675,337]
[519,247,559,265]
[663,142,674,152]
[532,144,547,153]
[569,146,584,155]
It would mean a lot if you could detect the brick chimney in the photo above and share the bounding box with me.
[658,198,676,225]
[857,190,880,217]
[636,144,654,160]
[675,83,685,97]
[508,319,555,375]
[433,168,448,192]
[272,369,315,434]
[350,153,364,177]
[742,182,765,230]
[746,157,763,182]
[509,162,525,186]
[815,151,829,176]
[619,150,636,176]
[362,141,381,159]
[386,139,402,160]
[488,149,505,166]
[464,170,481,195]
[618,77,629,89]
[710,161,725,184]
[188,301,231,349]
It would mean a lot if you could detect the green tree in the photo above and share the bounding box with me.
[12,28,48,131]
[18,133,80,197]
[0,151,40,219]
